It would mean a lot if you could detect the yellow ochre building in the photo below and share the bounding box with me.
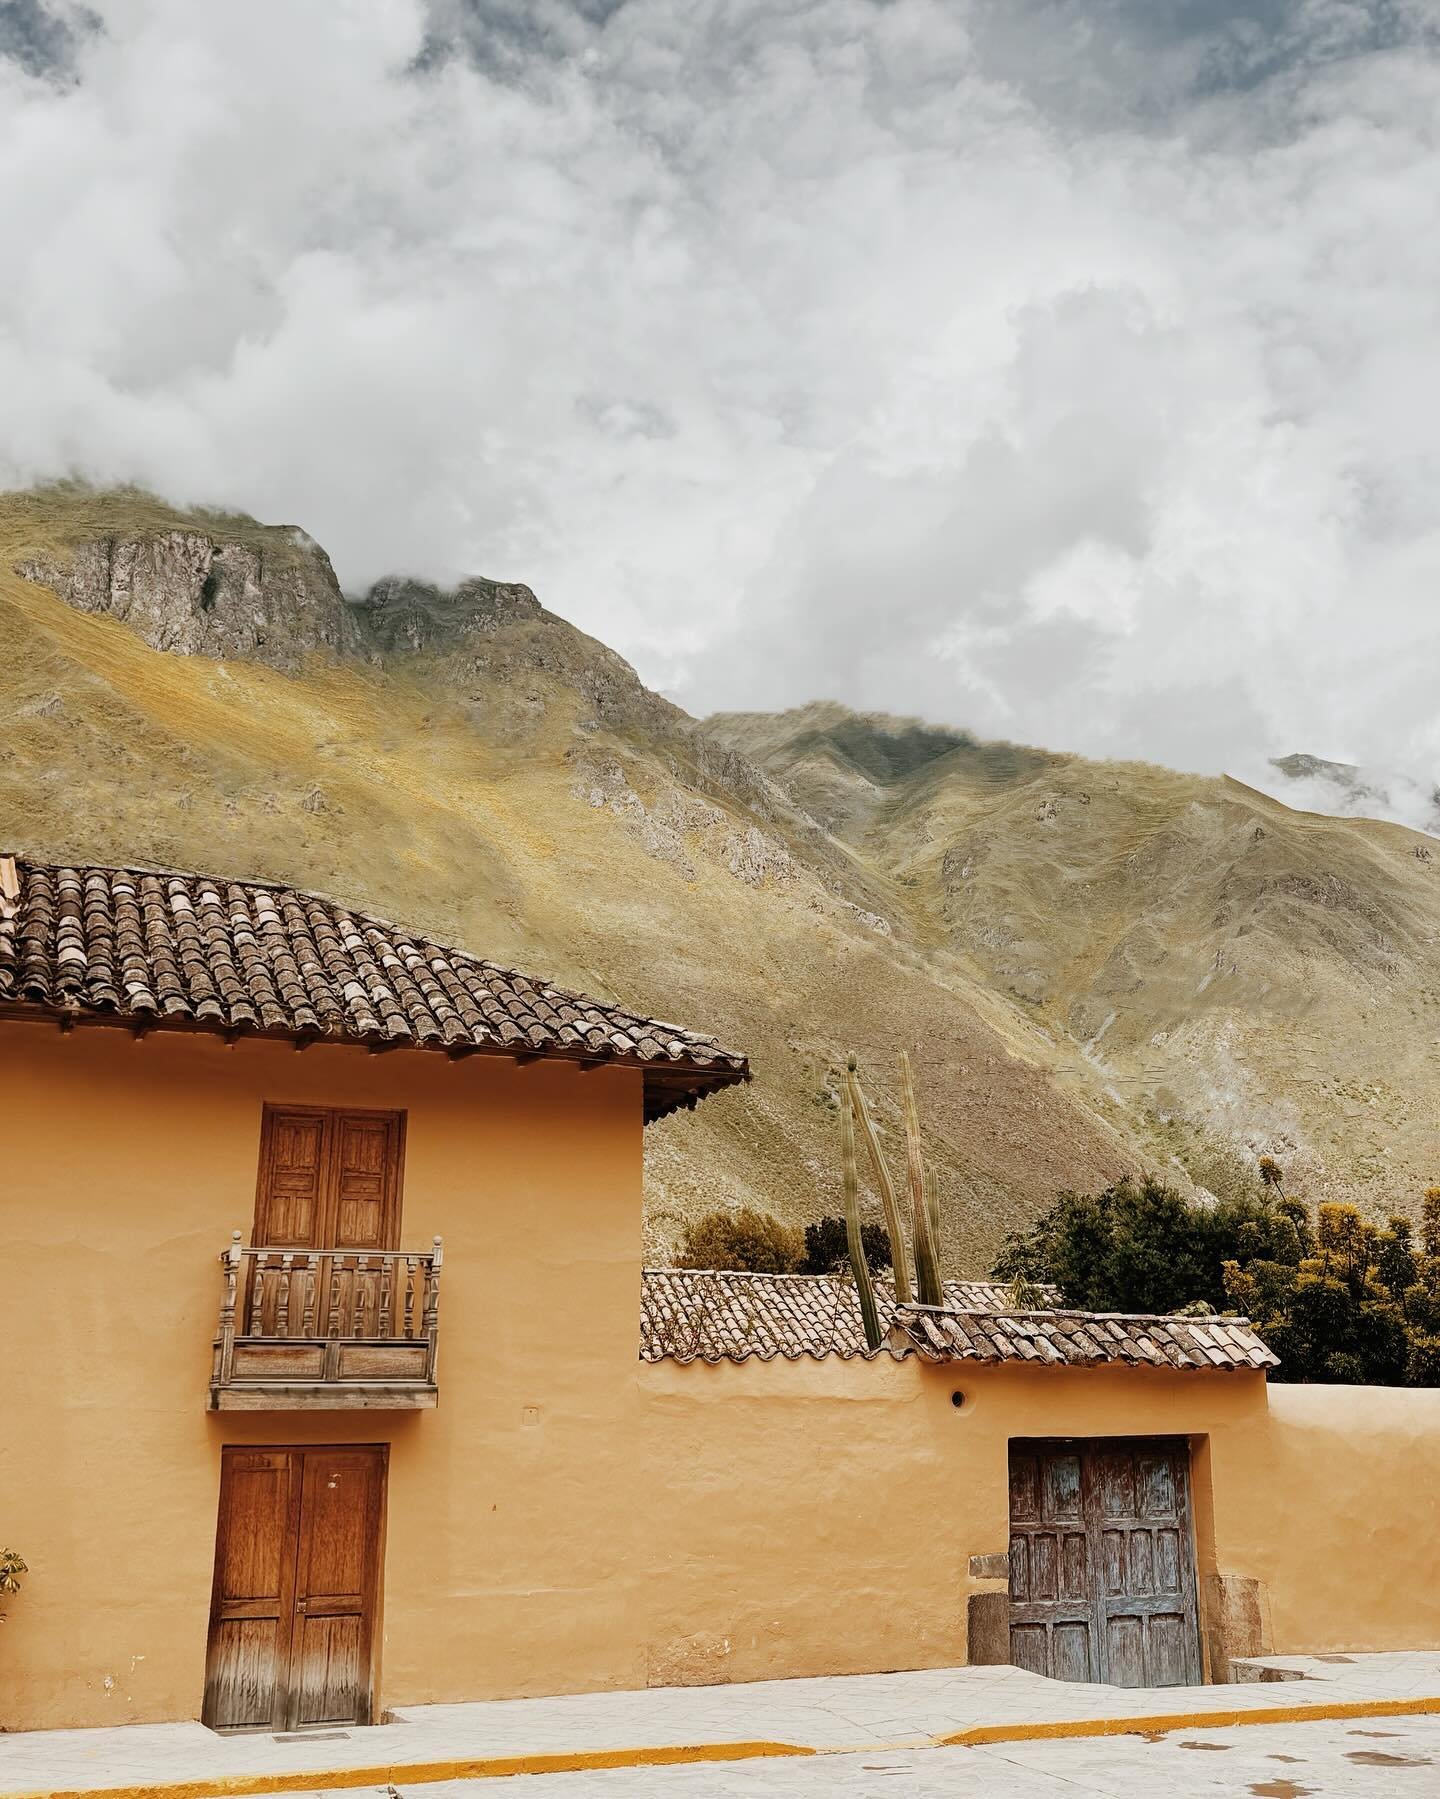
[3,855,1438,1734]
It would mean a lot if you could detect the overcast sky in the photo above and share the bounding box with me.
[2,1,1439,801]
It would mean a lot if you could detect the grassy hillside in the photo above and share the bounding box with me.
[707,706,1440,1213]
[1,489,1154,1272]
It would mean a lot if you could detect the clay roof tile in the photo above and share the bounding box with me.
[640,1279,1278,1372]
[0,855,748,1121]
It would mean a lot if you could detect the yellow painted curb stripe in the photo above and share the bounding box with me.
[939,1692,1440,1748]
[18,1696,1440,1799]
[20,1739,815,1799]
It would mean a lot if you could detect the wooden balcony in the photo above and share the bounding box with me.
[209,1235,442,1410]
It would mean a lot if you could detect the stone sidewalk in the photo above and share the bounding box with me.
[4,1654,1440,1799]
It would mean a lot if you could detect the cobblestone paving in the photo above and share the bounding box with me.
[333,1715,1440,1797]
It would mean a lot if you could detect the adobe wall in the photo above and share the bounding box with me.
[1,1019,651,1731]
[5,1012,1439,1730]
[637,1359,1440,1686]
[1222,1382,1440,1656]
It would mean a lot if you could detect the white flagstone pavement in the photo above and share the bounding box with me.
[3,1653,1439,1796]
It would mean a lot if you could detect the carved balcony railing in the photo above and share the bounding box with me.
[208,1235,442,1410]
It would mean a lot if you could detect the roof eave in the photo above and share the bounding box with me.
[0,999,752,1125]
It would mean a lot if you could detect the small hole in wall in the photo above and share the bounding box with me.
[951,1390,965,1409]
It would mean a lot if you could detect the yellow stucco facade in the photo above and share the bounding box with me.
[3,1020,649,1730]
[640,1359,1440,1689]
[4,1017,1440,1731]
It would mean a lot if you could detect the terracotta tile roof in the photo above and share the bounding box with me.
[889,1304,1279,1371]
[0,856,748,1121]
[639,1270,1051,1364]
[639,1271,1276,1370]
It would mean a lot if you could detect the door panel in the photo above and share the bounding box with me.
[1156,1528,1182,1593]
[1009,1621,1049,1676]
[1009,1448,1039,1518]
[1051,1621,1095,1682]
[292,1449,382,1728]
[295,1452,377,1623]
[1007,1442,1099,1681]
[205,1618,287,1732]
[1104,1613,1145,1686]
[205,1446,384,1731]
[214,1454,294,1603]
[255,1112,329,1247]
[1030,1534,1058,1601]
[204,1451,301,1731]
[1008,1438,1201,1689]
[1147,1613,1191,1686]
[1041,1450,1082,1521]
[1060,1534,1087,1601]
[292,1616,366,1728]
[1093,1441,1201,1688]
[1138,1449,1176,1516]
[331,1115,401,1249]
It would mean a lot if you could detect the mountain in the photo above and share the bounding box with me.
[4,486,1438,1269]
[707,703,1440,1213]
[1265,753,1440,838]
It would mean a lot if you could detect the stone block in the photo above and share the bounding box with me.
[968,1551,1010,1582]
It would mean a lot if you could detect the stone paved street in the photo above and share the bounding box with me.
[9,1656,1440,1796]
[315,1714,1440,1796]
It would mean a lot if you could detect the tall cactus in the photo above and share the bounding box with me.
[840,1078,883,1352]
[900,1049,944,1307]
[845,1054,912,1304]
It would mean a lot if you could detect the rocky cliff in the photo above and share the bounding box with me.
[17,522,353,672]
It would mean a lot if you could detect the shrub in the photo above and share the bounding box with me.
[0,1548,25,1620]
[800,1214,891,1277]
[676,1207,804,1274]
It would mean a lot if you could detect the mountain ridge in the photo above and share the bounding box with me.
[5,486,1437,1263]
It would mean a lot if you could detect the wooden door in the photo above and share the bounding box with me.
[289,1449,384,1727]
[251,1108,404,1335]
[1008,1438,1201,1688]
[254,1107,404,1251]
[204,1446,385,1731]
[1007,1441,1099,1681]
[1089,1439,1201,1686]
[203,1451,302,1731]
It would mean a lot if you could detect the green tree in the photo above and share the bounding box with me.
[994,1167,1440,1387]
[800,1215,891,1277]
[1225,1204,1410,1385]
[991,1174,1302,1317]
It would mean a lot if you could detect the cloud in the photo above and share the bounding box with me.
[0,0,97,78]
[1,0,1439,805]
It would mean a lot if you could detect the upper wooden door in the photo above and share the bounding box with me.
[204,1445,385,1732]
[254,1107,405,1251]
[249,1109,405,1337]
[1008,1437,1201,1688]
